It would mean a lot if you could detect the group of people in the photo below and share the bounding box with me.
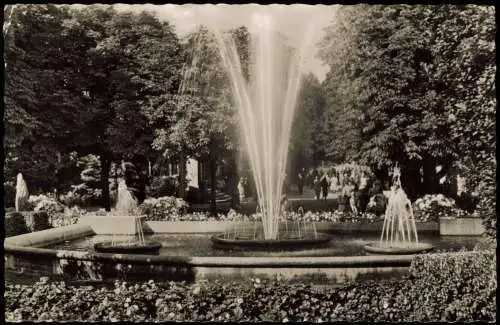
[234,165,388,217]
[295,166,387,216]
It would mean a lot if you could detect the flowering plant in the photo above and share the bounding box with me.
[139,197,189,221]
[50,206,86,227]
[140,210,383,223]
[412,194,468,222]
[28,194,66,216]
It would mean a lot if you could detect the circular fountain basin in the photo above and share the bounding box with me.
[364,242,434,255]
[94,241,161,254]
[211,233,331,251]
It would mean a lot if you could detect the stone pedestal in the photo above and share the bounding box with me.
[439,217,485,236]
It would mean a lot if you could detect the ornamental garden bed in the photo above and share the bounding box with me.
[4,250,496,322]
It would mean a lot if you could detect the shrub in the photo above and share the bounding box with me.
[50,206,86,228]
[62,184,102,207]
[146,176,177,198]
[59,189,85,207]
[28,194,66,216]
[25,211,51,232]
[412,194,467,222]
[5,212,30,237]
[408,251,496,321]
[4,181,16,208]
[139,197,188,221]
[4,251,496,322]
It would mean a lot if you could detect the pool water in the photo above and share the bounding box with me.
[45,233,482,257]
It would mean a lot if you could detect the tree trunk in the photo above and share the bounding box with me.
[100,153,111,211]
[422,157,439,194]
[229,153,238,209]
[373,166,390,190]
[178,151,187,199]
[401,161,421,201]
[209,151,217,217]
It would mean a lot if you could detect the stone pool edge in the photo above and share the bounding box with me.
[4,222,462,283]
[4,226,416,268]
[4,223,421,277]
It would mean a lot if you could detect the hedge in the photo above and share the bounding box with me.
[5,212,30,237]
[25,211,51,232]
[4,211,52,237]
[4,251,495,322]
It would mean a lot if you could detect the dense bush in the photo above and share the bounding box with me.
[412,194,468,222]
[4,251,495,322]
[50,206,86,228]
[5,212,30,237]
[408,251,496,321]
[146,176,177,198]
[139,197,189,221]
[25,211,51,232]
[28,194,66,216]
[4,181,16,208]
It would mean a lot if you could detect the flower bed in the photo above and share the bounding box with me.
[4,251,495,322]
[139,197,189,221]
[141,210,390,223]
[28,194,66,216]
[50,206,86,228]
[413,194,468,222]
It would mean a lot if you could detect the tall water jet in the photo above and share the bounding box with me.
[212,10,317,240]
[364,166,433,255]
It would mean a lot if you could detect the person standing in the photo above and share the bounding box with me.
[329,170,339,194]
[237,177,245,202]
[313,176,321,200]
[297,168,305,195]
[320,172,329,200]
[350,184,361,216]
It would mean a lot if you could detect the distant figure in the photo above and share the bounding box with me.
[282,172,289,194]
[280,194,290,215]
[297,168,305,195]
[350,184,361,216]
[320,173,329,200]
[313,176,321,200]
[359,171,368,191]
[15,173,29,212]
[366,180,387,216]
[237,177,245,202]
[329,171,339,193]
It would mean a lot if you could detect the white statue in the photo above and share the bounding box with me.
[15,173,29,212]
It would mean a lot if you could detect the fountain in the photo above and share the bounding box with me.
[93,179,161,254]
[364,166,433,254]
[208,11,329,249]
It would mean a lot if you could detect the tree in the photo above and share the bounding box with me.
[4,5,184,209]
[4,4,93,192]
[149,26,237,215]
[289,73,327,173]
[317,5,495,200]
[61,6,184,208]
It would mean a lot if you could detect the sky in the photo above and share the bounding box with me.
[113,4,339,82]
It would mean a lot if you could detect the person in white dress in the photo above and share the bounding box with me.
[237,177,245,202]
